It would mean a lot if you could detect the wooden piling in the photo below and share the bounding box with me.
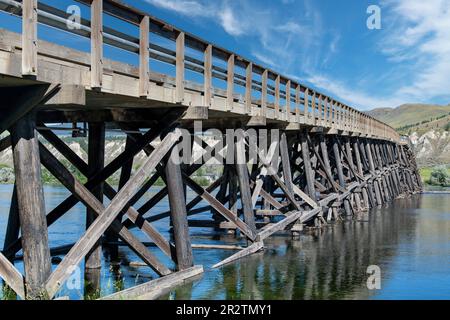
[10,112,51,299]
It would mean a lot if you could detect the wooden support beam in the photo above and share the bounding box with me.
[183,175,256,240]
[3,184,20,262]
[0,252,25,300]
[44,130,181,298]
[39,143,172,277]
[11,111,51,299]
[301,134,316,200]
[100,266,203,300]
[85,122,105,270]
[235,133,256,233]
[332,137,352,216]
[38,125,173,259]
[285,80,291,119]
[0,135,11,152]
[139,16,150,97]
[212,242,263,269]
[280,132,294,196]
[22,0,37,76]
[0,84,58,135]
[91,0,103,89]
[165,146,194,271]
[176,32,185,103]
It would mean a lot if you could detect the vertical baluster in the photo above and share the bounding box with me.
[261,69,268,117]
[91,0,103,89]
[227,54,235,111]
[245,62,253,115]
[275,75,280,119]
[22,0,38,76]
[295,85,301,123]
[176,32,185,103]
[285,80,291,121]
[204,44,212,107]
[139,16,150,97]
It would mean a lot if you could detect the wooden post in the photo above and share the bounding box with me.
[245,62,253,115]
[227,54,235,111]
[274,75,280,119]
[204,44,212,107]
[176,32,185,103]
[91,0,103,89]
[295,85,301,122]
[236,132,256,233]
[22,0,37,76]
[280,132,294,196]
[139,16,150,97]
[11,112,51,299]
[332,137,352,216]
[261,69,268,117]
[365,140,382,205]
[85,123,105,269]
[285,80,291,120]
[304,88,309,123]
[353,140,369,208]
[165,144,194,270]
[301,133,316,200]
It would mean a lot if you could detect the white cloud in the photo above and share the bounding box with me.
[218,6,244,36]
[145,0,210,16]
[378,0,450,101]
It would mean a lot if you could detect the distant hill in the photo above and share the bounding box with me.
[366,104,450,134]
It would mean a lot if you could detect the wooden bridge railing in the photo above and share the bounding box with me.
[0,0,399,142]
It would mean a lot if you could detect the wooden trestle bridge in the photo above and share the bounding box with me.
[0,0,422,300]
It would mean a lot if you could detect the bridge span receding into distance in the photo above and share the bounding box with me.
[0,0,422,300]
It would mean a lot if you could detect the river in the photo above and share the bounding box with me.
[0,185,449,300]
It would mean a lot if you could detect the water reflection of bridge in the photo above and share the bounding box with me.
[177,196,422,300]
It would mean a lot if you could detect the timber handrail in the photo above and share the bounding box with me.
[0,0,399,142]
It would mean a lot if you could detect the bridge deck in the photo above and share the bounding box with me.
[0,0,398,140]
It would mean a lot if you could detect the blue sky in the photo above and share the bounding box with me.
[1,0,449,111]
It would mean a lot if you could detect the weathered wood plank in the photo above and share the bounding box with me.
[183,175,256,240]
[212,242,264,269]
[100,266,203,300]
[235,133,256,232]
[165,145,194,270]
[91,0,103,88]
[176,32,185,103]
[139,15,150,97]
[204,44,212,107]
[0,252,25,300]
[85,122,105,270]
[22,0,37,76]
[226,54,235,111]
[11,112,51,299]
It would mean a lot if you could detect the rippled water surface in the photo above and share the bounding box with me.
[0,185,449,300]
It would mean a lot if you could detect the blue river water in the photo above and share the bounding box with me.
[0,184,449,300]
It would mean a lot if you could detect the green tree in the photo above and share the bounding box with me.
[429,166,450,186]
